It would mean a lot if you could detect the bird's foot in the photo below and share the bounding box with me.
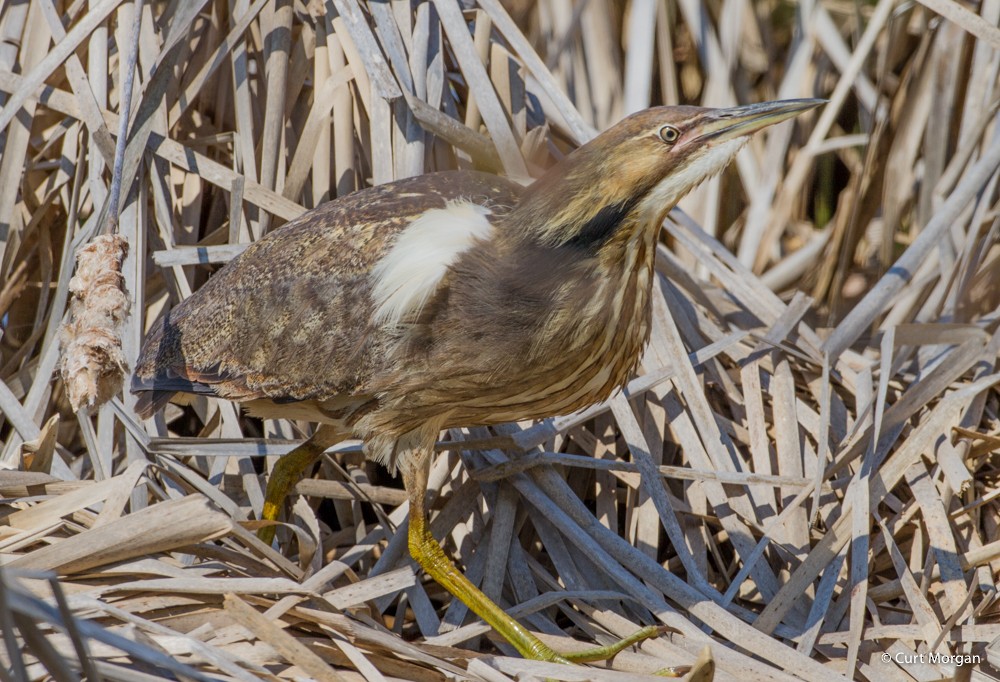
[548,625,670,663]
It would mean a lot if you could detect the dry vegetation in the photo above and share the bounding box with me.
[2,0,1000,680]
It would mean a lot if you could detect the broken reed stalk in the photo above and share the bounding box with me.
[58,1,144,413]
[107,0,143,226]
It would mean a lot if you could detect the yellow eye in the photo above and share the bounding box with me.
[658,125,680,144]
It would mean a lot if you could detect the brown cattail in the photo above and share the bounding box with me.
[59,234,130,413]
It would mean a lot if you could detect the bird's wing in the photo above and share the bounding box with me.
[132,171,522,418]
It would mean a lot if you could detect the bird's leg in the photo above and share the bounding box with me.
[402,449,662,664]
[258,425,346,544]
[402,449,569,662]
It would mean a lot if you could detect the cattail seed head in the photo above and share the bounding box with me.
[59,234,130,413]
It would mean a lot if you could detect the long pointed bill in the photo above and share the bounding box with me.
[695,98,825,142]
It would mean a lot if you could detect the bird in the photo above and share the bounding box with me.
[132,98,822,664]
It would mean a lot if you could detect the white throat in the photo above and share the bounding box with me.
[635,137,748,225]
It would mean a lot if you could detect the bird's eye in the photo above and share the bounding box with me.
[658,125,680,144]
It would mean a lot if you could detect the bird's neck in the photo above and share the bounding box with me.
[496,170,673,345]
[503,191,665,254]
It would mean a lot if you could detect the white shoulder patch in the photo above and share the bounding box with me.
[372,200,493,326]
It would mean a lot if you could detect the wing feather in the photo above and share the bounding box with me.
[132,171,522,418]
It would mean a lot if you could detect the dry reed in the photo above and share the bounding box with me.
[1,1,1000,681]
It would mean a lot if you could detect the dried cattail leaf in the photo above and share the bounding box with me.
[21,414,59,473]
[59,234,130,413]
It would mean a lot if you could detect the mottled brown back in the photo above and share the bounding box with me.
[132,171,522,417]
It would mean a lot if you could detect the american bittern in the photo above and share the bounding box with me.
[133,99,821,664]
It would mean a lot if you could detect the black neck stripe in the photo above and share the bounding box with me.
[563,197,640,251]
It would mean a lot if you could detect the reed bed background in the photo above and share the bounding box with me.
[1,0,1000,680]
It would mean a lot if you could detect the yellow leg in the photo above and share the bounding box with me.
[258,425,346,544]
[403,452,662,663]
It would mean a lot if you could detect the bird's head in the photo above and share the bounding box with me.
[510,99,823,252]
